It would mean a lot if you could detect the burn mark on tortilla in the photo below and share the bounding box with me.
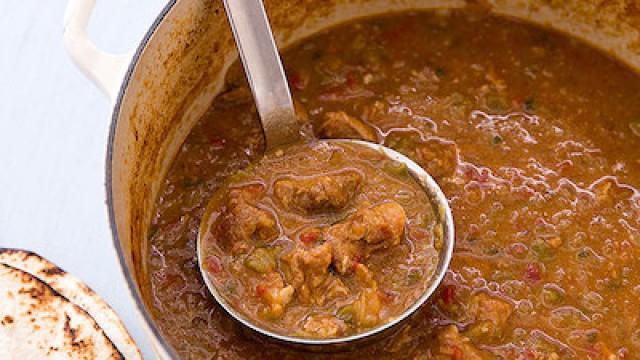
[63,314,80,344]
[1,315,14,325]
[43,266,65,276]
[0,248,140,359]
[1,263,125,359]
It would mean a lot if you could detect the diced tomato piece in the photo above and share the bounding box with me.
[243,184,264,196]
[452,346,463,360]
[345,71,359,88]
[524,263,542,282]
[289,71,307,91]
[299,231,319,245]
[524,349,536,360]
[206,256,222,273]
[255,284,267,297]
[442,285,456,305]
[208,136,226,149]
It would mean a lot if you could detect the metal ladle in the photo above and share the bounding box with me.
[197,0,455,351]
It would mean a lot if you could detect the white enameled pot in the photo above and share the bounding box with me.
[63,0,640,358]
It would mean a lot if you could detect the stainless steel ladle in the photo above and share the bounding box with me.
[197,0,455,351]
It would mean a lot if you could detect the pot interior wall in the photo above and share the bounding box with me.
[109,0,640,356]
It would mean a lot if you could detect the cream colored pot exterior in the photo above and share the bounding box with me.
[64,0,640,358]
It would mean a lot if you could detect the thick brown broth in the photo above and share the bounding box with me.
[145,10,640,359]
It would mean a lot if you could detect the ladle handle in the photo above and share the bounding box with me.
[223,0,300,151]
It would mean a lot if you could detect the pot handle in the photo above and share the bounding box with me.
[63,0,133,103]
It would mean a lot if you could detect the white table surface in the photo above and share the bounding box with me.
[0,1,169,358]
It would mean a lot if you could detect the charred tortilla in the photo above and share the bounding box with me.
[0,249,141,359]
[0,263,123,359]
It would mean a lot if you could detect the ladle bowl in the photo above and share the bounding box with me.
[197,138,455,351]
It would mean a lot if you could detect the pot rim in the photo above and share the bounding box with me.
[105,0,180,358]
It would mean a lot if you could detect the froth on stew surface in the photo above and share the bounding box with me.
[145,10,640,359]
